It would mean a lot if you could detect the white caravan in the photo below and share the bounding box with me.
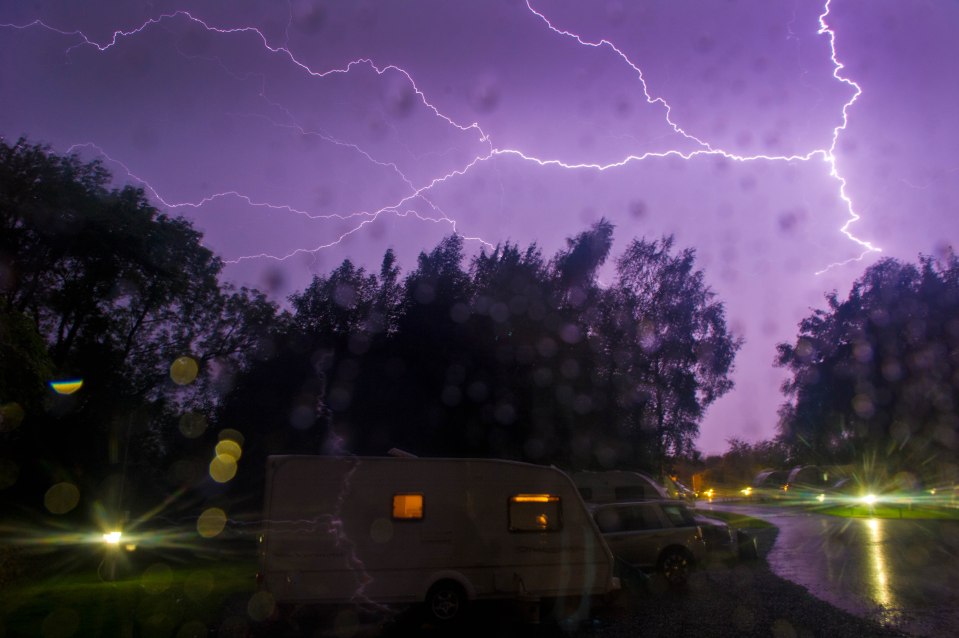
[258,455,619,622]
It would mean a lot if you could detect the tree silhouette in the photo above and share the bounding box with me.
[776,254,959,486]
[230,221,741,476]
[0,138,279,510]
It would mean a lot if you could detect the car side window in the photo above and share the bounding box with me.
[629,506,663,530]
[660,504,696,527]
[595,508,623,533]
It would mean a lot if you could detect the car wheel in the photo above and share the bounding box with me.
[426,581,466,623]
[658,549,692,587]
[737,530,759,560]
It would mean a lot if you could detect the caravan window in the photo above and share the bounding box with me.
[613,485,647,500]
[392,493,424,520]
[508,494,562,532]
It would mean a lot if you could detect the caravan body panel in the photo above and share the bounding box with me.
[259,456,616,606]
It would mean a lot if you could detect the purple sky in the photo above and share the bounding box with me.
[2,0,957,455]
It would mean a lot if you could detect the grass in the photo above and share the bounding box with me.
[0,551,258,637]
[816,503,959,520]
[695,509,775,529]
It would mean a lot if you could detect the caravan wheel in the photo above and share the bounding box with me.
[426,581,466,623]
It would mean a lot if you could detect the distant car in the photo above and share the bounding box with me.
[751,470,789,500]
[589,500,707,587]
[692,513,759,560]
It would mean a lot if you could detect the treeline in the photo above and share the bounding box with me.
[227,225,741,482]
[0,139,741,514]
[776,255,959,486]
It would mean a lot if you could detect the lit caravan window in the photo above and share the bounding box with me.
[392,493,424,520]
[508,494,562,532]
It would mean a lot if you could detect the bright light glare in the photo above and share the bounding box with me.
[861,494,877,505]
[103,531,122,544]
[816,493,826,503]
[511,494,559,503]
[49,379,83,395]
[741,487,752,496]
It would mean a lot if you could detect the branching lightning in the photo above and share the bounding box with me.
[2,0,879,273]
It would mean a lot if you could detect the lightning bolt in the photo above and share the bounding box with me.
[2,0,879,274]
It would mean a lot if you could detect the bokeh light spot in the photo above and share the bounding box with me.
[41,608,80,638]
[218,428,245,446]
[246,591,276,622]
[0,402,25,431]
[178,413,208,439]
[184,570,215,601]
[0,458,20,489]
[49,380,83,395]
[209,455,237,483]
[140,562,173,594]
[176,620,209,638]
[215,440,242,462]
[197,507,227,538]
[43,482,80,514]
[170,356,199,385]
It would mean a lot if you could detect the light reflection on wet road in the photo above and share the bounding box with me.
[702,503,959,636]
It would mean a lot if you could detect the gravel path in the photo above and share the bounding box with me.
[581,527,909,638]
[266,527,911,637]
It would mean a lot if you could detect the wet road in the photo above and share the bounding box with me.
[700,503,959,636]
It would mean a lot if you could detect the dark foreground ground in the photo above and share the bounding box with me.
[579,527,908,638]
[1,526,912,637]
[261,527,909,638]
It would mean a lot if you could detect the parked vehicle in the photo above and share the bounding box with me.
[588,500,706,587]
[573,470,669,503]
[258,455,619,623]
[751,469,789,500]
[692,513,759,560]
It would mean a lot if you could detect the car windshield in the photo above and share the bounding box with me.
[1,1,956,636]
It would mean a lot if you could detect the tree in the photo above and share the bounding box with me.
[218,223,741,478]
[599,236,742,470]
[0,138,279,508]
[776,255,959,486]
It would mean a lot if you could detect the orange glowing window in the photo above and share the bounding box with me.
[509,494,562,532]
[392,493,424,520]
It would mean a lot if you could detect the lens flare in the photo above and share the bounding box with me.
[170,356,199,385]
[215,440,242,462]
[44,482,80,514]
[209,455,237,483]
[197,507,227,538]
[178,412,208,439]
[102,530,122,545]
[49,379,83,395]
